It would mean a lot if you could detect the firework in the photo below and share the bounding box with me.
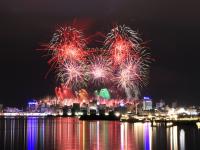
[105,25,141,65]
[48,26,87,65]
[42,24,151,100]
[58,62,87,89]
[88,56,113,85]
[104,25,151,99]
[114,56,150,99]
[115,59,139,88]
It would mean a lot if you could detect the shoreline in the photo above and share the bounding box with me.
[1,113,200,128]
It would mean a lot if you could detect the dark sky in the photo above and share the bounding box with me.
[0,0,200,107]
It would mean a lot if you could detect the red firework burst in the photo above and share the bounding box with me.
[48,26,88,65]
[110,36,133,65]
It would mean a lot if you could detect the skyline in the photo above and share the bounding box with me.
[0,0,200,106]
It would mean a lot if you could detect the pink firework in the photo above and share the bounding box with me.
[115,59,141,89]
[58,62,86,88]
[88,56,113,85]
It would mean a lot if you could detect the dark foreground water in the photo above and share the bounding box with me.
[0,117,200,150]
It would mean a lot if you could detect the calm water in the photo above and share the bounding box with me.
[0,117,200,150]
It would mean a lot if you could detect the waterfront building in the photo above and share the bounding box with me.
[28,99,38,112]
[172,101,177,108]
[72,103,80,115]
[156,99,165,109]
[4,107,21,113]
[142,96,152,110]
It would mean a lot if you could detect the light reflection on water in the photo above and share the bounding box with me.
[180,129,185,150]
[0,117,200,150]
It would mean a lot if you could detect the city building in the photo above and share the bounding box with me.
[156,99,165,109]
[27,99,38,112]
[71,103,80,115]
[142,96,152,110]
[172,101,177,108]
[4,107,21,113]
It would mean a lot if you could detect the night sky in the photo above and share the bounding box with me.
[0,0,200,107]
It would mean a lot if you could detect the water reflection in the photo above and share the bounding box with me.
[180,129,185,150]
[0,117,199,150]
[144,123,152,150]
[27,118,38,150]
[169,126,178,150]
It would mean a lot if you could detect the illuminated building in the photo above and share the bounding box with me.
[142,96,152,110]
[156,99,165,109]
[172,101,177,108]
[72,103,80,115]
[28,99,38,112]
[4,107,21,113]
[114,104,127,114]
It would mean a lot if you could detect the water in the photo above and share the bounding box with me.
[0,117,200,150]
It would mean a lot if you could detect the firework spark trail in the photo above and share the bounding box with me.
[58,62,87,89]
[88,56,113,85]
[105,25,141,65]
[115,59,140,88]
[48,26,88,65]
